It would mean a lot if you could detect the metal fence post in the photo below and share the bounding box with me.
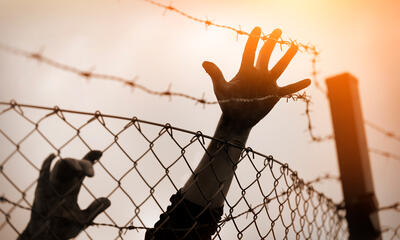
[326,73,381,239]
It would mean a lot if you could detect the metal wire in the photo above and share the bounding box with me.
[0,101,349,239]
[0,1,398,238]
[142,0,319,55]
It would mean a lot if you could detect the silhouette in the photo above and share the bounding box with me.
[20,27,310,240]
[18,151,110,239]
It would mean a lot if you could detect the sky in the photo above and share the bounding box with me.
[0,0,399,239]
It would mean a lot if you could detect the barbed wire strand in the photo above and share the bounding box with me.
[378,202,400,213]
[142,0,319,55]
[1,42,400,160]
[365,120,400,143]
[0,43,331,141]
[0,44,307,106]
[1,0,400,147]
[369,148,400,161]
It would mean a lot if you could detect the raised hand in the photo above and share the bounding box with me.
[19,151,111,240]
[203,27,311,130]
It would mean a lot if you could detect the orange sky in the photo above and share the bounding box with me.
[0,0,399,238]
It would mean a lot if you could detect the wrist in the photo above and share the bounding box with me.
[214,115,251,146]
[19,220,51,240]
[19,218,70,240]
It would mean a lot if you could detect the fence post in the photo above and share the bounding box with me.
[326,73,381,239]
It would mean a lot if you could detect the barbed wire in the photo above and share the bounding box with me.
[306,63,400,160]
[0,101,348,239]
[365,121,400,143]
[142,0,319,55]
[1,43,335,143]
[0,0,337,146]
[305,174,340,185]
[0,1,397,238]
[378,202,400,213]
[2,42,400,163]
[1,0,399,149]
[0,43,308,106]
[303,98,334,142]
[0,43,208,105]
[143,0,344,146]
[369,148,400,161]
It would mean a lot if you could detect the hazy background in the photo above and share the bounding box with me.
[0,0,399,239]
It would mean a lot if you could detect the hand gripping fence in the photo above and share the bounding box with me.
[0,101,349,239]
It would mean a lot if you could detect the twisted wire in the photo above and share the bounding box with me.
[0,101,348,239]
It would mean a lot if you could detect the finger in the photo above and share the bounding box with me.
[256,28,282,70]
[51,158,84,183]
[50,158,86,196]
[202,61,226,91]
[240,27,261,70]
[79,160,94,177]
[83,150,102,163]
[39,153,56,182]
[278,79,311,96]
[83,197,111,223]
[270,44,298,80]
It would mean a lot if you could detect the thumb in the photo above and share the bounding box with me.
[83,197,111,223]
[202,61,226,90]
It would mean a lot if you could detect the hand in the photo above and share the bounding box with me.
[203,27,311,130]
[20,151,111,240]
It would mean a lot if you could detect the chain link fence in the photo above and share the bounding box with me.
[0,101,348,239]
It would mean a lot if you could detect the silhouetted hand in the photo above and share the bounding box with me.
[19,151,111,240]
[203,27,310,130]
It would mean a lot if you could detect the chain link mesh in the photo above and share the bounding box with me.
[0,100,349,239]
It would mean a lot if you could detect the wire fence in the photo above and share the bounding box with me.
[0,101,350,239]
[0,1,399,238]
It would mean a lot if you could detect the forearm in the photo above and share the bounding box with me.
[182,115,251,208]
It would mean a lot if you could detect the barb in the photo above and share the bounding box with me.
[306,173,340,185]
[310,52,327,94]
[378,202,400,213]
[369,148,400,161]
[142,0,319,55]
[303,97,334,142]
[142,0,337,144]
[365,120,400,143]
[0,43,332,143]
[0,43,307,106]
